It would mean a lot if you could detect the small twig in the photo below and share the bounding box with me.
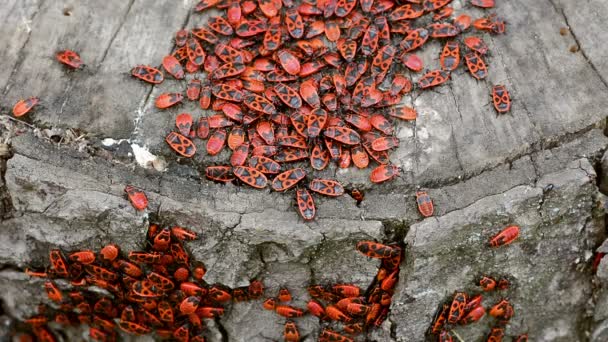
[451,330,465,342]
[3,115,36,129]
[1,126,13,144]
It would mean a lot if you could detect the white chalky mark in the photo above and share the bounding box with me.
[131,143,158,169]
[21,17,31,33]
[101,138,128,147]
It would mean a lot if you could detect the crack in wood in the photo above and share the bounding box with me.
[446,83,466,175]
[548,0,608,90]
[0,143,15,220]
[98,0,136,67]
[2,0,45,96]
[130,7,195,143]
[486,34,543,139]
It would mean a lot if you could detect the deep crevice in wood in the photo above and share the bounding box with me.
[0,143,15,220]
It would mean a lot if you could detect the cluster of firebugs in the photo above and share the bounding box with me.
[17,191,410,342]
[18,187,524,342]
[7,0,528,340]
[428,225,528,342]
[11,0,512,221]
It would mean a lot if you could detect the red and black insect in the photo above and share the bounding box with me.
[175,29,189,46]
[305,109,327,139]
[447,292,467,324]
[263,298,277,310]
[275,305,305,318]
[460,305,485,324]
[307,299,325,317]
[492,85,512,114]
[310,144,330,171]
[175,113,193,137]
[479,276,497,291]
[186,79,201,101]
[68,251,96,265]
[49,249,70,277]
[148,271,175,291]
[371,45,396,82]
[370,164,399,183]
[12,97,40,117]
[389,106,417,121]
[423,0,453,11]
[326,305,353,323]
[273,83,303,109]
[361,24,380,56]
[471,0,495,8]
[228,126,246,151]
[440,40,460,71]
[324,126,361,145]
[349,145,369,169]
[278,287,292,302]
[400,28,429,52]
[285,8,304,38]
[497,277,510,290]
[389,4,424,21]
[434,6,453,21]
[118,321,151,335]
[415,191,434,217]
[233,166,268,188]
[162,55,185,80]
[271,168,306,192]
[166,132,196,157]
[489,298,514,320]
[56,50,84,69]
[155,93,183,109]
[464,52,488,80]
[337,39,357,62]
[319,328,353,342]
[244,93,277,115]
[295,188,316,220]
[356,241,400,259]
[428,23,460,38]
[309,179,345,197]
[131,65,164,84]
[371,137,399,151]
[256,120,275,145]
[300,80,321,108]
[418,70,450,89]
[206,128,227,155]
[464,36,489,55]
[44,281,63,302]
[249,155,281,174]
[99,244,120,263]
[430,304,449,334]
[486,327,505,342]
[489,225,520,247]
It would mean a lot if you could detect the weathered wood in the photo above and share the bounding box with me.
[553,0,608,86]
[3,0,194,138]
[0,0,41,93]
[0,0,605,183]
[0,0,607,341]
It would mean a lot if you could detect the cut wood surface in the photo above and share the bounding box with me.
[0,0,607,341]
